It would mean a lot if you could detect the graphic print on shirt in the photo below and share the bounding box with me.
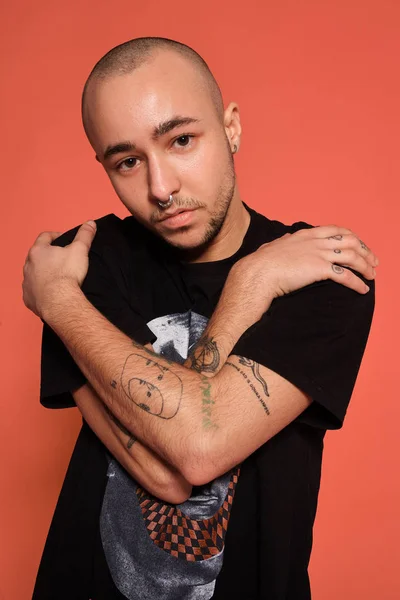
[100,311,240,600]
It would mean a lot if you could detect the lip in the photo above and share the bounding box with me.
[159,208,196,228]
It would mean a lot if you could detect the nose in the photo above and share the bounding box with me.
[147,152,180,204]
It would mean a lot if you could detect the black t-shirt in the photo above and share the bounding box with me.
[33,206,374,600]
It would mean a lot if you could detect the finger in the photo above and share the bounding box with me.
[325,233,379,267]
[35,231,62,246]
[328,264,370,294]
[325,249,375,280]
[313,225,353,239]
[73,220,97,251]
[357,237,379,266]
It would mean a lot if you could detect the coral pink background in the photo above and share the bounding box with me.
[1,0,398,598]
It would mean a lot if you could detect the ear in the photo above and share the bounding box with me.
[224,102,242,154]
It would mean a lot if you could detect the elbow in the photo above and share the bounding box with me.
[125,460,193,505]
[182,469,215,488]
[158,474,193,504]
[181,462,222,487]
[178,439,222,487]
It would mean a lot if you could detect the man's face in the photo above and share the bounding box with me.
[84,52,239,251]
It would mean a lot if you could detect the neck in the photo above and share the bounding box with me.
[186,193,250,263]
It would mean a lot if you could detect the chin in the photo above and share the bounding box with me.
[161,226,207,251]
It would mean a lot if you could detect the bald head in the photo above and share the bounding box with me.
[82,37,224,136]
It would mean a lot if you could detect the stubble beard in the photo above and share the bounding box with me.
[165,155,236,254]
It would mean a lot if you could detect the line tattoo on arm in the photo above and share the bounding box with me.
[104,404,137,449]
[226,357,270,416]
[238,357,270,397]
[120,353,183,419]
[200,375,218,430]
[188,335,221,375]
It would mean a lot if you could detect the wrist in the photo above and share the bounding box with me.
[40,280,84,325]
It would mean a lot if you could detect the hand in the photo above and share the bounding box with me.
[219,225,378,332]
[22,221,97,318]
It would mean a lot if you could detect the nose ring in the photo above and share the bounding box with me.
[158,194,174,209]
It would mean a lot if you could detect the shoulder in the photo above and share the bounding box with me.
[51,214,151,255]
[272,275,375,337]
[245,205,314,246]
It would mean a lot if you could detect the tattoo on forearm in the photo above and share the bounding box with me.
[104,405,137,449]
[120,353,183,419]
[132,341,173,365]
[188,335,221,374]
[226,358,270,415]
[238,357,270,397]
[200,375,218,430]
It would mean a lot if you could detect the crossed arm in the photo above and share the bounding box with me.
[73,328,236,503]
[28,223,376,498]
[70,293,257,502]
[44,284,311,488]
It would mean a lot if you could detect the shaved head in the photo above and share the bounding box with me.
[79,36,243,257]
[82,37,224,135]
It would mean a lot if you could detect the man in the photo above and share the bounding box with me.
[23,38,377,600]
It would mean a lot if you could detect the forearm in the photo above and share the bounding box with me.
[43,283,287,487]
[184,266,259,376]
[74,383,192,503]
[44,284,210,477]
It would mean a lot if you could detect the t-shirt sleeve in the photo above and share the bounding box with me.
[40,227,156,409]
[231,278,375,430]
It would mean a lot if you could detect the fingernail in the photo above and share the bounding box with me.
[364,284,370,293]
[86,220,96,228]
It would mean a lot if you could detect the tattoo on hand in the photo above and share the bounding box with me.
[200,375,218,430]
[110,380,117,389]
[188,336,221,375]
[120,353,183,419]
[332,264,344,274]
[328,235,343,241]
[104,405,137,449]
[226,358,270,416]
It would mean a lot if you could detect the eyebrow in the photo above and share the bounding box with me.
[152,116,200,139]
[103,141,136,161]
[102,116,200,161]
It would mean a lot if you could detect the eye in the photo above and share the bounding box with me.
[117,157,138,172]
[174,135,192,147]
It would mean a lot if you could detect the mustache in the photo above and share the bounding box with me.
[150,197,205,223]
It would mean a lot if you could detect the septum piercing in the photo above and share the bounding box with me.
[158,194,174,209]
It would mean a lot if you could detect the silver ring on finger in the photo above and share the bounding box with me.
[334,248,342,254]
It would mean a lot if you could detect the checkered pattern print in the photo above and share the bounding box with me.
[137,467,240,561]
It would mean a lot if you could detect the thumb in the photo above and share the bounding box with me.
[73,220,97,251]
